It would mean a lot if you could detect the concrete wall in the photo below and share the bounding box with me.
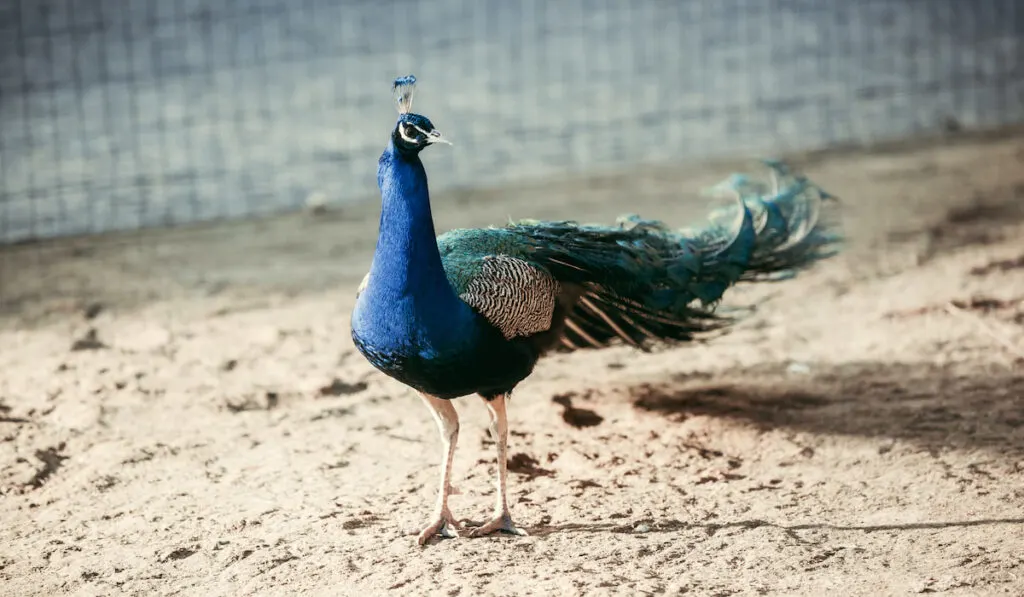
[1,0,1021,242]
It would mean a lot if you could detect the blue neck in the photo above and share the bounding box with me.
[356,140,473,351]
[370,140,458,303]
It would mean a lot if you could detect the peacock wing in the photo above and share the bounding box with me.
[438,230,561,340]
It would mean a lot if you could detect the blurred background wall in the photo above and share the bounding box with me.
[0,0,1021,243]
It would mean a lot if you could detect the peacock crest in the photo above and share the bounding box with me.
[393,75,416,114]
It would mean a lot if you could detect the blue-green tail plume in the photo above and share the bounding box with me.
[443,160,841,350]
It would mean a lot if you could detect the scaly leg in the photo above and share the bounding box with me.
[469,394,528,537]
[416,393,463,545]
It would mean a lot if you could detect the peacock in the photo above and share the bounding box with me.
[350,75,841,545]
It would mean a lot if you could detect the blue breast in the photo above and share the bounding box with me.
[351,289,536,399]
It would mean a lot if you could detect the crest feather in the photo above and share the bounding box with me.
[393,75,416,114]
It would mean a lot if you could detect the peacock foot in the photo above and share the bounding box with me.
[417,507,463,545]
[467,511,528,538]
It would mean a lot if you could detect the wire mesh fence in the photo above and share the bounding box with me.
[0,0,1021,244]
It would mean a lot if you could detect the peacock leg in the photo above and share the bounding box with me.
[468,393,528,538]
[416,393,463,545]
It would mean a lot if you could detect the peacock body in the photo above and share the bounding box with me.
[349,76,841,545]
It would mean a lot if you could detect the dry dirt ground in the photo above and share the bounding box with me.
[1,131,1023,597]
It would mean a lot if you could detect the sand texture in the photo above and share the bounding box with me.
[1,132,1023,596]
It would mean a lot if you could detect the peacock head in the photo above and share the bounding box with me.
[391,75,451,154]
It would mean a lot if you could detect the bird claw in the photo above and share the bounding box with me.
[416,507,463,546]
[467,511,528,538]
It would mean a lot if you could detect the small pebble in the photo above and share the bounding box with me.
[787,362,811,375]
[305,191,328,214]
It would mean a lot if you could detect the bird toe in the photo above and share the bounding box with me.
[467,512,528,538]
[416,509,464,546]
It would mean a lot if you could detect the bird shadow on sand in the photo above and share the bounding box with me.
[619,359,1024,456]
[525,516,1024,540]
[458,360,1024,543]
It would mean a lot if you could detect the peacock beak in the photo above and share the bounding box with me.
[426,129,452,145]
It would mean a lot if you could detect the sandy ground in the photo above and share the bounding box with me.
[1,131,1023,596]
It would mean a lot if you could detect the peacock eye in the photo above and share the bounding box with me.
[398,123,420,143]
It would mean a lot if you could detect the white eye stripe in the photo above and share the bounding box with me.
[397,123,419,144]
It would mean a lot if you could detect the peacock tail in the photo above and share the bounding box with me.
[437,160,841,351]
